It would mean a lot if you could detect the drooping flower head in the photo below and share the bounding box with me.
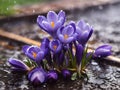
[28,68,47,85]
[94,45,112,58]
[37,10,66,38]
[22,45,45,63]
[8,58,30,72]
[49,39,62,53]
[47,70,58,83]
[57,21,77,44]
[76,20,93,46]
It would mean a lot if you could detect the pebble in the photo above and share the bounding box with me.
[0,81,5,90]
[91,61,98,66]
[99,74,106,79]
[117,68,120,73]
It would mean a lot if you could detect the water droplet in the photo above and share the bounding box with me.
[32,10,35,13]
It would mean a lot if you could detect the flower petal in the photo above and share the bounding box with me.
[47,11,58,23]
[28,68,46,85]
[47,70,58,83]
[37,15,47,30]
[8,58,29,71]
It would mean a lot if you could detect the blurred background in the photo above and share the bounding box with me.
[0,0,120,90]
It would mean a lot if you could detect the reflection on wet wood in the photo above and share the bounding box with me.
[0,29,120,64]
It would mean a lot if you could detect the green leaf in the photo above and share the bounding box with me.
[71,72,77,80]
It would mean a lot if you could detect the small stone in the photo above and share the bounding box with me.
[95,79,104,85]
[117,68,120,73]
[0,81,5,90]
[99,74,106,79]
[19,84,28,90]
[91,62,98,66]
[100,84,107,89]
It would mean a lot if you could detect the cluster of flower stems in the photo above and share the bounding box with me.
[8,10,112,85]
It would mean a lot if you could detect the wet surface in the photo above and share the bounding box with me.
[0,3,120,90]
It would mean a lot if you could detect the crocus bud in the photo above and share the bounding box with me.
[61,69,71,79]
[8,58,30,72]
[28,68,46,85]
[75,44,84,66]
[47,70,58,83]
[94,45,112,58]
[76,20,93,46]
[41,38,50,49]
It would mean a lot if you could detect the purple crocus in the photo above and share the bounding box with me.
[8,58,30,72]
[37,10,65,38]
[94,45,112,57]
[28,68,47,85]
[76,20,93,45]
[22,45,45,63]
[49,39,62,53]
[75,44,84,66]
[57,22,77,44]
[61,69,71,79]
[47,70,58,83]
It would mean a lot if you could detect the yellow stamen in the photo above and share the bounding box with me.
[32,52,37,58]
[64,34,68,40]
[51,21,55,28]
[53,45,57,50]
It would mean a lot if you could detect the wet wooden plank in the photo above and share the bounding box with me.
[16,0,119,15]
[0,29,40,46]
[0,29,120,63]
[0,0,120,21]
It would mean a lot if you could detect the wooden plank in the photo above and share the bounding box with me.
[0,29,40,46]
[0,0,120,21]
[0,29,120,63]
[10,0,120,16]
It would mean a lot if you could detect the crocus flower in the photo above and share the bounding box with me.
[37,10,66,38]
[49,39,62,53]
[28,68,46,85]
[94,45,112,57]
[22,45,45,63]
[57,21,77,44]
[22,45,30,54]
[47,70,58,83]
[75,44,84,66]
[61,69,71,79]
[76,20,93,46]
[8,58,30,72]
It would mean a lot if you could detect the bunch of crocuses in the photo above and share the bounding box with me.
[8,10,112,85]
